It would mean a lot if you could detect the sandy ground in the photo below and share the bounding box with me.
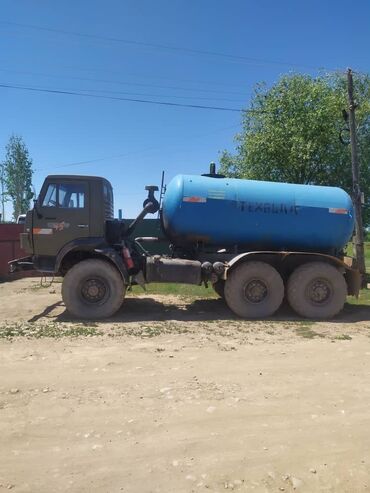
[0,278,370,493]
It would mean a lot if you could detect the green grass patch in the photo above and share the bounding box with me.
[295,326,325,339]
[347,289,370,305]
[345,241,370,272]
[344,241,370,305]
[334,334,352,341]
[0,322,102,339]
[107,322,190,338]
[129,283,217,299]
[294,320,315,327]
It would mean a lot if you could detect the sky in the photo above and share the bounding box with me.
[1,0,369,219]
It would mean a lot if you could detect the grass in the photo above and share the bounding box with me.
[345,241,370,272]
[347,289,370,305]
[295,326,325,339]
[0,322,102,339]
[107,322,190,338]
[129,282,217,299]
[345,241,370,306]
[334,334,352,341]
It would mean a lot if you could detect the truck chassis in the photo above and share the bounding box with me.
[9,174,363,320]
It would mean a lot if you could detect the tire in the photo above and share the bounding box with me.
[224,261,284,318]
[62,259,126,319]
[287,262,347,319]
[212,279,225,298]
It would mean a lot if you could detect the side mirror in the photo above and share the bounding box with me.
[33,198,42,219]
[31,184,43,218]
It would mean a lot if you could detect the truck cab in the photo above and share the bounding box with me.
[21,175,114,272]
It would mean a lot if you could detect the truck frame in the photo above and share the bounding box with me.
[10,172,362,320]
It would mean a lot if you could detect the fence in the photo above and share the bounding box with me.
[0,224,28,280]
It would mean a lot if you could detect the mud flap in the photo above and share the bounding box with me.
[345,268,362,296]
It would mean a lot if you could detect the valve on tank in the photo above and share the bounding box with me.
[125,185,160,237]
[202,162,225,179]
[143,185,160,213]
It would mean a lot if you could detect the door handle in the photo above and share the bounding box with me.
[78,224,89,228]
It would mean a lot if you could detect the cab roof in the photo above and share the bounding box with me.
[45,175,113,189]
[46,175,110,182]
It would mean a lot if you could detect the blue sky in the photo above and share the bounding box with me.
[1,0,369,219]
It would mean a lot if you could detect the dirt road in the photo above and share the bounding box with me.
[1,279,370,492]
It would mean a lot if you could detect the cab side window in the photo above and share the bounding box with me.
[41,183,86,208]
[58,184,85,208]
[42,184,58,207]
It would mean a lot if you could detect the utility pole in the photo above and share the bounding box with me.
[347,68,366,282]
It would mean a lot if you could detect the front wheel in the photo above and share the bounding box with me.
[287,262,347,319]
[224,261,284,318]
[62,259,125,319]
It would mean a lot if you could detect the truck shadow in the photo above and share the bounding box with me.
[50,296,370,324]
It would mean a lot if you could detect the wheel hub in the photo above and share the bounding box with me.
[244,279,268,303]
[81,278,107,304]
[306,278,331,305]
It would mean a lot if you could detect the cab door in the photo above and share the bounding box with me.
[33,180,90,257]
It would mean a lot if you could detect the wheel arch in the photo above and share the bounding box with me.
[224,251,361,297]
[56,241,129,284]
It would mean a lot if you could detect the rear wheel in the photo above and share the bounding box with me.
[287,262,347,319]
[212,279,225,298]
[62,258,125,319]
[224,261,284,318]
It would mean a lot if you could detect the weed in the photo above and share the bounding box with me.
[0,322,102,339]
[295,326,325,339]
[295,320,315,327]
[334,334,352,341]
[107,322,190,338]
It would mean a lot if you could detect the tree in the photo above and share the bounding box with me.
[220,73,370,225]
[3,135,33,221]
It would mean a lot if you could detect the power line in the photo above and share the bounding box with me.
[0,57,260,89]
[75,87,246,103]
[0,82,243,111]
[35,124,240,171]
[0,68,249,97]
[66,64,256,89]
[0,20,335,71]
[0,68,249,102]
[34,147,159,171]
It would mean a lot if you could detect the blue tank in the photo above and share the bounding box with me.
[161,174,354,253]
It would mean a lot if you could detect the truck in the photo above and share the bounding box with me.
[9,165,363,320]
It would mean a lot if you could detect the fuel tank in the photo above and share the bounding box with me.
[161,174,354,253]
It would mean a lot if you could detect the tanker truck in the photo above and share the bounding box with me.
[9,166,362,320]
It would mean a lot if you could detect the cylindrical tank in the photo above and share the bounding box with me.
[161,174,354,253]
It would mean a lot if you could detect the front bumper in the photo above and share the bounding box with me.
[8,256,35,273]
